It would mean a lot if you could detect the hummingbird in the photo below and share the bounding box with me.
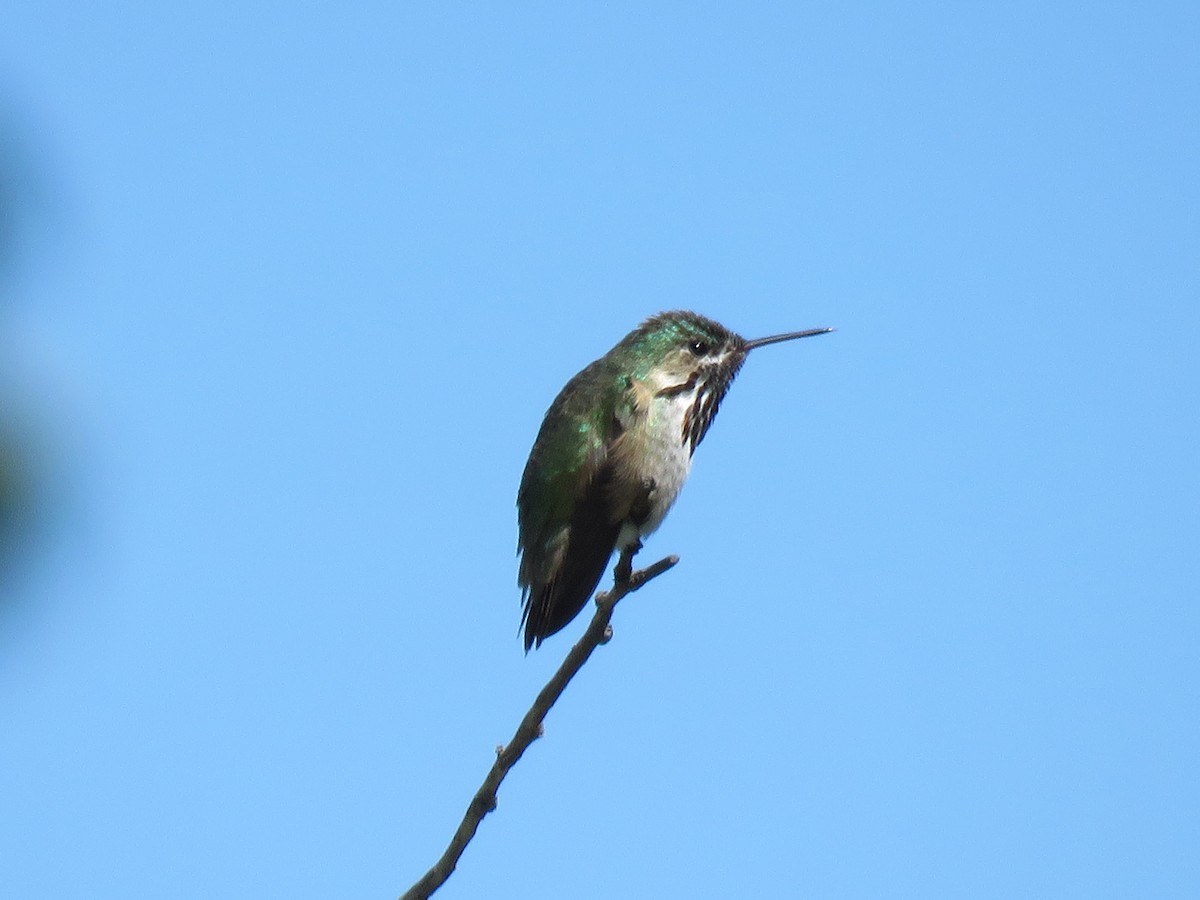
[517,310,832,650]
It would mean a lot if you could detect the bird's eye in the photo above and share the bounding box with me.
[688,339,710,356]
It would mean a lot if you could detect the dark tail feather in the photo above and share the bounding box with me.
[522,476,621,651]
[522,551,611,651]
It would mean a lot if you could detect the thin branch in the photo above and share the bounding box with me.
[399,552,680,900]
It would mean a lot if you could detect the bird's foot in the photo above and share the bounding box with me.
[613,539,643,585]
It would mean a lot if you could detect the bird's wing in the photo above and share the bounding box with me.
[518,368,643,649]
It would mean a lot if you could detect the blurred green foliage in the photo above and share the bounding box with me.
[0,428,28,589]
[0,436,18,542]
[0,110,40,595]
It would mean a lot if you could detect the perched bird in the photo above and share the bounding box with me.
[517,310,831,650]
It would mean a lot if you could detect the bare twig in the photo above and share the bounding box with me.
[399,552,680,900]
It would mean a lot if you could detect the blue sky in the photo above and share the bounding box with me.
[2,2,1197,897]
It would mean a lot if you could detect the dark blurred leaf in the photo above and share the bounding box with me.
[0,427,30,583]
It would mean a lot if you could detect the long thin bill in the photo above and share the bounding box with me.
[743,327,834,351]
